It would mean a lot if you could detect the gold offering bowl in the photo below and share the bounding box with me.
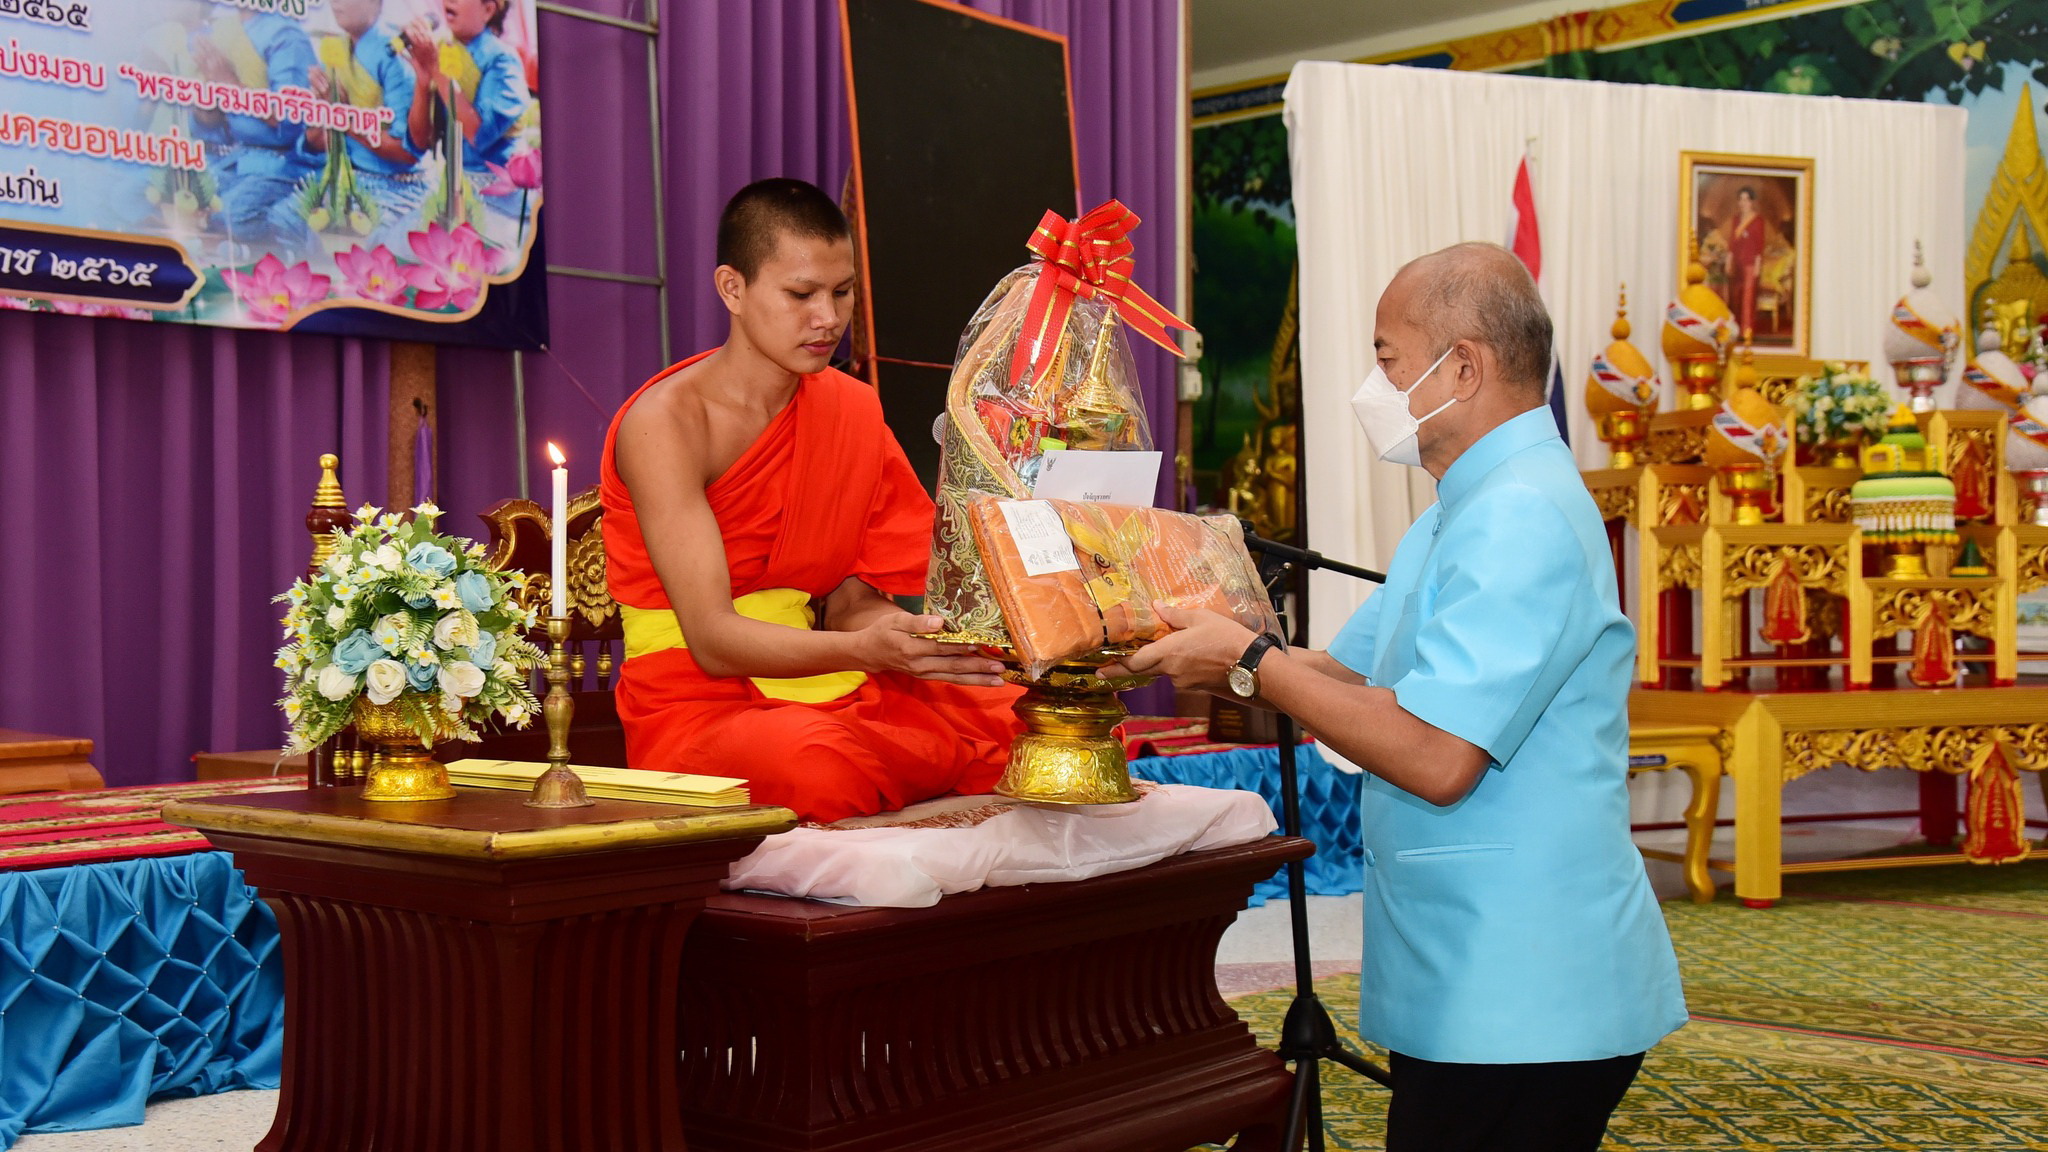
[353,697,456,802]
[1717,463,1774,526]
[928,635,1150,806]
[1881,539,1929,579]
[2016,469,2048,528]
[1671,356,1724,411]
[1597,408,1647,469]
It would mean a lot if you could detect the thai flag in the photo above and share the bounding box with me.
[1508,149,1569,443]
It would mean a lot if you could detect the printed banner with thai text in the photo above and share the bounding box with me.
[0,0,543,341]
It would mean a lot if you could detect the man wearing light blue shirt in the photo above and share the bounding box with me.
[1115,242,1685,1151]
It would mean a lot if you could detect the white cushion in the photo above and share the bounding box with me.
[721,783,1278,908]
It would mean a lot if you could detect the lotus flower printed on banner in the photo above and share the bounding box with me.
[333,244,412,306]
[405,222,502,312]
[480,150,543,196]
[222,254,333,326]
[275,504,543,754]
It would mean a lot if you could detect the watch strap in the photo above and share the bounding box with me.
[1237,634,1281,674]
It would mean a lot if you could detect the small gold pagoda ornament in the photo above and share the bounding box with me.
[1885,242,1960,414]
[1704,384,1789,526]
[1664,229,1735,411]
[1586,284,1659,467]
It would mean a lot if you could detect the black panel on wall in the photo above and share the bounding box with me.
[843,0,1079,485]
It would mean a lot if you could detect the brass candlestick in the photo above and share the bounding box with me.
[525,615,593,808]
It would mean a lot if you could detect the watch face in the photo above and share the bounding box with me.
[1228,665,1256,698]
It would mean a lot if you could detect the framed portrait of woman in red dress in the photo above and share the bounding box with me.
[1679,152,1814,356]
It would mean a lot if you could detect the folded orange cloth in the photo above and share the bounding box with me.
[968,497,1282,675]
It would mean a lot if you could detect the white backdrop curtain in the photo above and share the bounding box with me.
[1284,61,1966,648]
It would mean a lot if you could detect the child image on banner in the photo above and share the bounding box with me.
[187,8,321,262]
[396,0,541,257]
[301,0,432,251]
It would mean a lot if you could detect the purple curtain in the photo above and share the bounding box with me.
[440,0,1184,707]
[441,0,1182,520]
[0,0,1181,784]
[0,314,387,784]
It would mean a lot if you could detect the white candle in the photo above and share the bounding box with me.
[548,442,568,618]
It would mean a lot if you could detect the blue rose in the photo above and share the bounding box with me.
[468,629,498,670]
[332,629,384,676]
[405,661,439,692]
[455,571,495,614]
[406,543,457,579]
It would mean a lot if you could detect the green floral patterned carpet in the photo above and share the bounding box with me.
[1216,860,2048,1150]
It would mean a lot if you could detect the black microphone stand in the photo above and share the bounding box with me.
[1238,523,1391,1151]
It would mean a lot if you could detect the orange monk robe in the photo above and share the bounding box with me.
[600,351,1023,823]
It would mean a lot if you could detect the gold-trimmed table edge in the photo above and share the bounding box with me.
[160,793,798,861]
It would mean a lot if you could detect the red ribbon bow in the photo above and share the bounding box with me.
[1008,200,1192,389]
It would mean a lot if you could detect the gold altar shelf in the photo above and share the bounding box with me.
[1594,400,2045,691]
[1586,339,2048,903]
[1630,687,2048,907]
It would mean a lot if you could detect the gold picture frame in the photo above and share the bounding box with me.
[1679,151,1814,357]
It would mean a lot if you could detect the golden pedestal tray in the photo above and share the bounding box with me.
[924,634,1151,806]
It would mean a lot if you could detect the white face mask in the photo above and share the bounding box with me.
[1350,345,1458,466]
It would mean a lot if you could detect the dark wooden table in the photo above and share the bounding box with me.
[0,728,102,795]
[679,836,1312,1152]
[163,787,796,1152]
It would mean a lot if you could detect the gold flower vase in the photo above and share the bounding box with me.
[1818,434,1863,470]
[994,657,1151,806]
[353,697,456,802]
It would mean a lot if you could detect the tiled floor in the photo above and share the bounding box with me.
[19,764,2038,1149]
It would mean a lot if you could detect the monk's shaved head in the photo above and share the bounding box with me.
[1399,242,1552,399]
[717,178,850,282]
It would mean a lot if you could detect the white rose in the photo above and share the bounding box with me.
[433,611,480,651]
[371,544,404,571]
[325,605,347,630]
[373,612,409,651]
[364,659,408,705]
[438,661,486,699]
[316,664,358,701]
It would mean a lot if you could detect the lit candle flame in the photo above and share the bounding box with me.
[547,442,565,466]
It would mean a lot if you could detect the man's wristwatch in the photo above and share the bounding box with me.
[1228,634,1282,699]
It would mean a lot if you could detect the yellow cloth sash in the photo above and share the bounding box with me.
[317,35,383,108]
[210,17,270,89]
[621,588,867,704]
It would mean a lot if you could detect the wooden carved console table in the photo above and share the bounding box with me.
[164,788,795,1152]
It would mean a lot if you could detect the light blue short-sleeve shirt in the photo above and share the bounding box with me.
[1328,407,1686,1063]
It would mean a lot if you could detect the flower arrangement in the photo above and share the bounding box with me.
[275,504,543,755]
[1789,362,1891,447]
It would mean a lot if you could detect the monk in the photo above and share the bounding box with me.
[601,178,1022,822]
